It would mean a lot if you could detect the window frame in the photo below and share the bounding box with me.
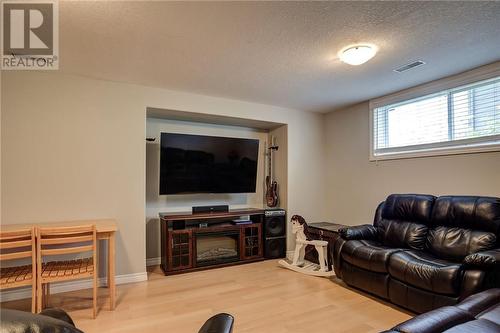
[369,65,500,161]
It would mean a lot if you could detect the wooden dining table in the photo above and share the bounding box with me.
[1,219,118,310]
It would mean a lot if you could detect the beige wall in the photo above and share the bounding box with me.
[269,125,290,243]
[1,71,328,276]
[0,71,2,224]
[2,72,148,276]
[325,101,500,226]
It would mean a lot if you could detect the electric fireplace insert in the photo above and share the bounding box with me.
[195,230,240,267]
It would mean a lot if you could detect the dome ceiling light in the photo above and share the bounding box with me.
[338,44,377,66]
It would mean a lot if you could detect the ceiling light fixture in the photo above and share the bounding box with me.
[338,44,377,66]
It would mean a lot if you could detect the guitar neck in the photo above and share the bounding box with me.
[267,137,278,183]
[267,147,272,181]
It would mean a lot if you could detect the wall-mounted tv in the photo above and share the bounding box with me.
[160,133,259,195]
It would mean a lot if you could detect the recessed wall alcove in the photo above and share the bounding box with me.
[145,107,288,265]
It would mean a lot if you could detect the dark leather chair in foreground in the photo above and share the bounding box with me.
[0,308,234,333]
[0,308,84,333]
[198,313,234,333]
[384,288,500,333]
[333,194,500,313]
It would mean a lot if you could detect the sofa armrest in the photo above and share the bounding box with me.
[198,313,234,333]
[40,308,76,327]
[388,306,474,333]
[464,249,500,269]
[0,308,83,333]
[339,224,378,241]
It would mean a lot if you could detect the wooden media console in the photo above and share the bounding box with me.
[159,208,265,275]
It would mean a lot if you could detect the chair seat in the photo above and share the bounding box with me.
[341,240,402,273]
[41,258,94,281]
[0,265,33,286]
[388,250,463,295]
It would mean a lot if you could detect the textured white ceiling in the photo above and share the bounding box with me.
[59,1,500,112]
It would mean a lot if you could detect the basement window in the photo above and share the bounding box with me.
[370,76,500,160]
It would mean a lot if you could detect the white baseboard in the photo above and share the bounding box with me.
[0,271,148,303]
[146,257,161,266]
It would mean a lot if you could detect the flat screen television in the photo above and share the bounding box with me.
[160,133,259,195]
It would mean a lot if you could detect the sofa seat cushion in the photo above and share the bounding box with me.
[477,303,500,325]
[443,319,500,333]
[388,250,464,295]
[341,240,402,273]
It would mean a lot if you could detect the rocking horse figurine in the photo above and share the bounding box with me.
[278,215,335,277]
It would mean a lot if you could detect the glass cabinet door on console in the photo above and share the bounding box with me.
[168,230,192,270]
[241,224,262,259]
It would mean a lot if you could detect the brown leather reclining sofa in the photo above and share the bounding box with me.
[384,288,500,333]
[333,194,500,313]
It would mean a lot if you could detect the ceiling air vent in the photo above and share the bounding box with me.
[394,60,426,73]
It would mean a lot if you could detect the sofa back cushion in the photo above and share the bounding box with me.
[427,226,497,261]
[374,194,435,249]
[430,196,500,237]
[377,219,429,250]
[380,194,436,224]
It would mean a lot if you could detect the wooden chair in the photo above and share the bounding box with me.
[36,225,97,318]
[0,228,37,312]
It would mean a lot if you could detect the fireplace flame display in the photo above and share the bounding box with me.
[198,247,238,261]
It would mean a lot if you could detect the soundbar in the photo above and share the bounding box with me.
[192,205,229,214]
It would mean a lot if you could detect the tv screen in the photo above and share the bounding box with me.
[160,133,259,195]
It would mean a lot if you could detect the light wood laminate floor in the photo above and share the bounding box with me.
[1,260,412,333]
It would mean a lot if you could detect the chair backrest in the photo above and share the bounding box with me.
[0,228,36,263]
[0,228,36,288]
[37,225,96,263]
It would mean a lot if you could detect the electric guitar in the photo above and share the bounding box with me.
[265,138,279,208]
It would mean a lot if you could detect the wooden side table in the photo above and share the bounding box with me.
[304,222,346,267]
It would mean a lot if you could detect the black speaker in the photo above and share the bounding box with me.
[263,209,286,259]
[264,237,286,259]
[264,214,286,238]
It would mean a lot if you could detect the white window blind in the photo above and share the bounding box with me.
[372,76,500,159]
